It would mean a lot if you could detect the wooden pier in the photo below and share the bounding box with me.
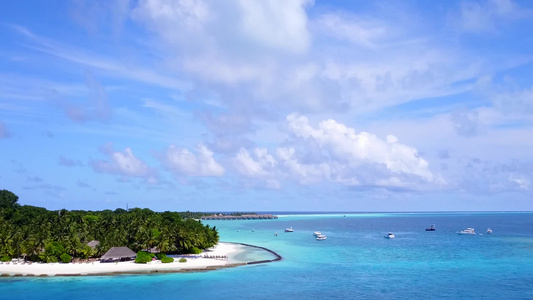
[201,214,278,220]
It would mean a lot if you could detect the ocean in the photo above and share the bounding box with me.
[1,212,532,299]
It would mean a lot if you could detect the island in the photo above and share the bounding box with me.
[0,190,281,276]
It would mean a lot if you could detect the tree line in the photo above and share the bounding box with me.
[0,190,219,262]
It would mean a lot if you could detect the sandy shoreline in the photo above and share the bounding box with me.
[0,242,275,277]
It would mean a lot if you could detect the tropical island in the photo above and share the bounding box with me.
[0,189,281,276]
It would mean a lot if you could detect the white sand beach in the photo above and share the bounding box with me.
[0,242,249,276]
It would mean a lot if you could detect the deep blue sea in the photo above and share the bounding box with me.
[1,212,533,299]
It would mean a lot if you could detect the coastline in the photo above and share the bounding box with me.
[0,242,281,277]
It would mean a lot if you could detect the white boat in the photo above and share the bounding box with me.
[316,234,327,240]
[457,228,476,235]
[285,227,294,232]
[486,228,492,234]
[385,232,395,239]
[313,231,322,236]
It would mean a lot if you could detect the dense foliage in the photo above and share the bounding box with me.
[0,190,219,262]
[60,253,72,263]
[161,256,174,263]
[135,251,155,264]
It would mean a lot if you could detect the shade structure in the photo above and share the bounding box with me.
[100,247,136,262]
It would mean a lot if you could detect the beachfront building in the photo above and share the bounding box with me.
[100,247,136,263]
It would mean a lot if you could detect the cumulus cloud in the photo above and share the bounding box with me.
[91,143,156,180]
[160,144,225,177]
[230,114,438,189]
[286,113,435,181]
[232,148,281,189]
[132,0,311,52]
[238,0,312,53]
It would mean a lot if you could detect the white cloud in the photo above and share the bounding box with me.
[286,113,435,182]
[91,144,156,180]
[509,174,530,190]
[161,144,225,177]
[238,0,312,53]
[276,146,330,185]
[228,114,438,189]
[234,148,277,177]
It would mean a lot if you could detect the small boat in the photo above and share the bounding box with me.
[457,228,476,235]
[313,231,322,236]
[486,228,492,234]
[425,224,436,231]
[285,227,294,232]
[316,234,327,240]
[385,232,395,239]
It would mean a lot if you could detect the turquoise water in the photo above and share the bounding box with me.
[1,212,532,299]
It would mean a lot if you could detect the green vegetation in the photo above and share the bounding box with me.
[135,251,155,264]
[60,253,72,263]
[0,190,20,209]
[188,247,202,254]
[0,190,219,262]
[161,256,174,263]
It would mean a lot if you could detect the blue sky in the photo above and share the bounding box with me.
[1,0,532,212]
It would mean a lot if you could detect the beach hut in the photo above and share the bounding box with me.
[100,247,137,263]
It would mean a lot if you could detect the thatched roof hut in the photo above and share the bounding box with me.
[100,247,136,262]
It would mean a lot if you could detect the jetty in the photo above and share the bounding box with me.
[201,214,278,220]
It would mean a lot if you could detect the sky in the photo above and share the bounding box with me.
[0,0,532,212]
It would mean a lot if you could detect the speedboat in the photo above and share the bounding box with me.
[457,228,476,235]
[385,232,395,239]
[316,234,327,240]
[486,228,492,234]
[285,227,294,232]
[426,224,436,231]
[313,231,322,236]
